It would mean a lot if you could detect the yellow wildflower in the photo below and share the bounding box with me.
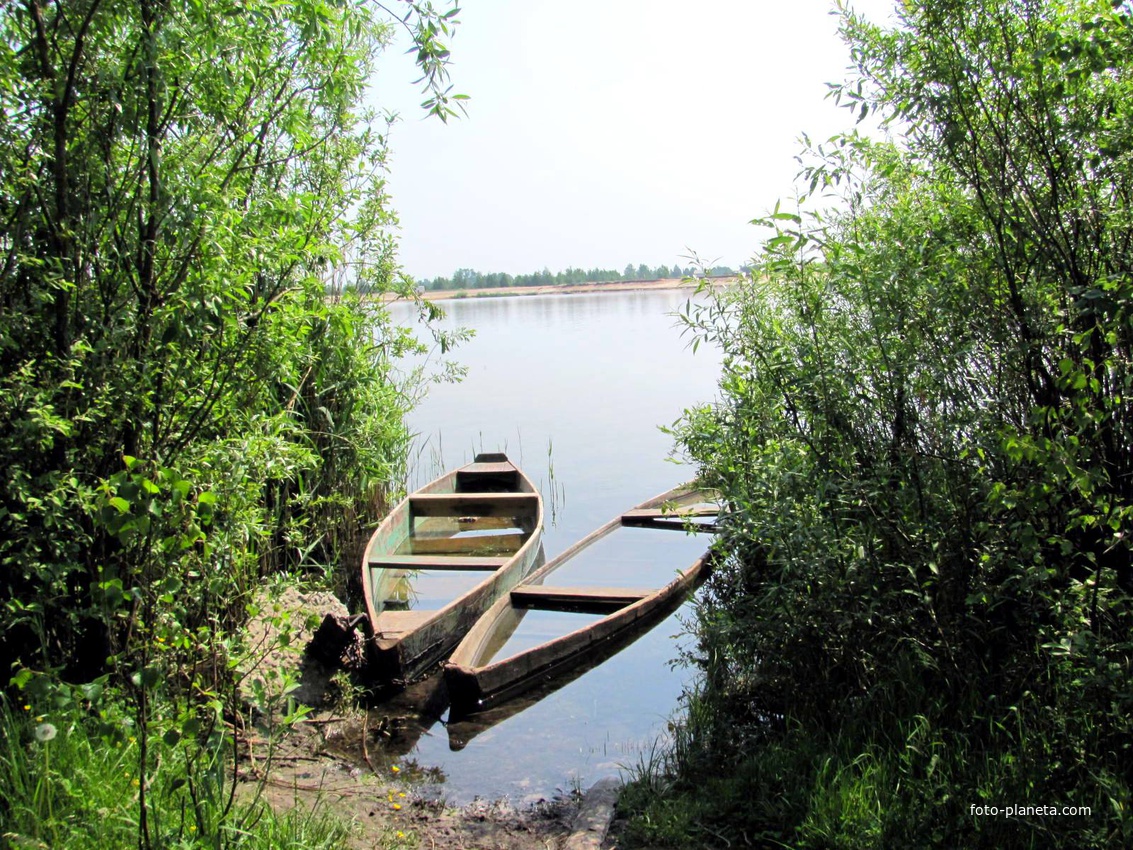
[390,764,400,773]
[392,803,401,811]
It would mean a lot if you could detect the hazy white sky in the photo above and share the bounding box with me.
[370,1,900,281]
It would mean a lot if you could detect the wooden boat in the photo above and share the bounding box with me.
[443,485,718,717]
[361,453,544,685]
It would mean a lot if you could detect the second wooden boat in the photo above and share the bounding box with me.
[361,453,544,685]
[443,485,718,716]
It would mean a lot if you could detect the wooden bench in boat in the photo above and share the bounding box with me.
[621,505,718,520]
[368,554,510,571]
[409,492,539,518]
[373,610,435,638]
[510,585,652,614]
[458,460,515,476]
[453,455,520,491]
[620,504,720,532]
[406,531,527,555]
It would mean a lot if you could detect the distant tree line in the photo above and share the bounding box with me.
[419,263,738,291]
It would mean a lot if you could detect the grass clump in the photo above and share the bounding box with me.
[0,696,351,850]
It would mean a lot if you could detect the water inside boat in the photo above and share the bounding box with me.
[377,569,496,611]
[539,525,707,588]
[464,526,710,667]
[484,608,607,663]
[371,516,534,612]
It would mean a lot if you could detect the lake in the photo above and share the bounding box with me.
[384,287,721,804]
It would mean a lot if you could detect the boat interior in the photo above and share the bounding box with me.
[463,496,719,669]
[368,457,541,615]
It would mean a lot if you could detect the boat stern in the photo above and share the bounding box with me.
[443,661,486,720]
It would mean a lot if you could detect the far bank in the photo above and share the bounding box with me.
[380,276,737,302]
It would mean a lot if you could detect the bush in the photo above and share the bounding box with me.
[636,1,1133,846]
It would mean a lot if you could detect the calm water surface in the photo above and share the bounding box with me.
[384,288,721,803]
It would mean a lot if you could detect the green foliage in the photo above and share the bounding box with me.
[0,0,463,673]
[0,692,352,849]
[0,0,464,844]
[640,1,1133,846]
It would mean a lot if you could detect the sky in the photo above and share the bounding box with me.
[369,1,901,281]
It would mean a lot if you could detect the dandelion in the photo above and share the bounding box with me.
[398,792,406,798]
[189,826,197,834]
[396,831,405,839]
[392,803,401,811]
[22,704,30,712]
[34,723,57,743]
[390,764,400,774]
[132,778,140,788]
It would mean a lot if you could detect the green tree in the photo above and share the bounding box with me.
[634,1,1133,847]
[0,0,463,675]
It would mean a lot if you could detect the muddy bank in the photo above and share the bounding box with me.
[235,586,607,849]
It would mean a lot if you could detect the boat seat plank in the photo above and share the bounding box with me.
[369,555,509,570]
[407,531,526,555]
[621,515,720,533]
[373,610,435,638]
[510,585,651,613]
[413,515,525,533]
[622,505,718,520]
[459,461,516,476]
[410,492,538,518]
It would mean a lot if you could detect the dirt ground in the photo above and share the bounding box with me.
[241,722,580,849]
[235,587,595,849]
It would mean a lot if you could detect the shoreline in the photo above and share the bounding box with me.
[381,276,735,302]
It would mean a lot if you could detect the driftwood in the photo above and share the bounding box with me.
[308,613,367,670]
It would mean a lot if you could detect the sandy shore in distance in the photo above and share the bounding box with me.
[380,276,735,302]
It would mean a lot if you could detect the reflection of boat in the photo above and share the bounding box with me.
[443,486,717,717]
[361,453,544,685]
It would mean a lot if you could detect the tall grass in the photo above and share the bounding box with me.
[620,686,1131,849]
[0,698,352,849]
